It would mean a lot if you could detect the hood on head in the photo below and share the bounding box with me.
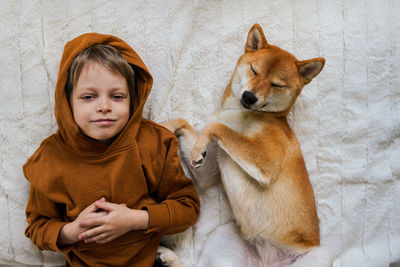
[54,33,153,157]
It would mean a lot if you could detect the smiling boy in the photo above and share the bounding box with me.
[23,34,200,266]
[70,61,131,143]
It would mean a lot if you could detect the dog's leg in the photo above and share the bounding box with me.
[155,246,184,267]
[191,122,280,186]
[162,119,220,191]
[161,119,195,138]
[161,119,199,168]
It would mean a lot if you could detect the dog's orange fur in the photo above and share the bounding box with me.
[164,24,329,265]
[193,115,319,250]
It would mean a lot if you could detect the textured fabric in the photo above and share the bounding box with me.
[0,1,399,266]
[23,33,200,266]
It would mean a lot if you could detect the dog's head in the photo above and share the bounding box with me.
[229,24,325,115]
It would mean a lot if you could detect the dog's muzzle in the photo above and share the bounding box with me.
[241,91,258,109]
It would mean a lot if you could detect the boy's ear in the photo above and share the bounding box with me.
[245,24,269,52]
[296,58,325,85]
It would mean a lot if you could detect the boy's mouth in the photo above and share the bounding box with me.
[92,118,116,126]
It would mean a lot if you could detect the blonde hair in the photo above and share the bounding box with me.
[66,44,135,104]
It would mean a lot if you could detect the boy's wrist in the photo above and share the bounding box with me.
[57,222,79,246]
[140,209,149,230]
[128,209,149,230]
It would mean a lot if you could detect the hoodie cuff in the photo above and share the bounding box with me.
[143,203,171,234]
[46,220,73,253]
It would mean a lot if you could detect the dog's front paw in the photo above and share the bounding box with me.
[191,124,213,168]
[156,246,183,267]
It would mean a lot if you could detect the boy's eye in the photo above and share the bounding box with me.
[111,94,128,101]
[81,95,96,100]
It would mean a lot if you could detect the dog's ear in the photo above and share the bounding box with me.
[296,58,325,85]
[245,24,269,52]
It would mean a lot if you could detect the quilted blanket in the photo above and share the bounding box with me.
[0,0,399,266]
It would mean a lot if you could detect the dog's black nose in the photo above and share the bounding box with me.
[242,91,258,106]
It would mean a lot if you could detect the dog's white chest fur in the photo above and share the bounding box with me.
[212,109,263,136]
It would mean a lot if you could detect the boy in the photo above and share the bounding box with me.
[23,33,200,266]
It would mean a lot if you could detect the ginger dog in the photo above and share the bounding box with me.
[163,24,331,266]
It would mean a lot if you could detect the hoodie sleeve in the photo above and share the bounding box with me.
[25,186,71,253]
[143,137,200,235]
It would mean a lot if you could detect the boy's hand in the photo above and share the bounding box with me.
[78,200,149,244]
[57,197,108,246]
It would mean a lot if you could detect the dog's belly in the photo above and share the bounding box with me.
[218,150,279,243]
[214,109,298,245]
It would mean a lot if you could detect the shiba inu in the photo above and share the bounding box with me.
[163,24,331,266]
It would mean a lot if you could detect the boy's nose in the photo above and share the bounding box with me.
[97,99,112,113]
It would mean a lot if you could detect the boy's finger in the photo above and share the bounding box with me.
[92,211,108,217]
[84,198,106,213]
[79,225,105,240]
[79,217,104,228]
[85,202,99,213]
[84,232,109,243]
[95,200,115,211]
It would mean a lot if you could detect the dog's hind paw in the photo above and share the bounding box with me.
[191,150,207,168]
[155,246,183,267]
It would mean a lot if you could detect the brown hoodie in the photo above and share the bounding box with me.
[24,33,200,266]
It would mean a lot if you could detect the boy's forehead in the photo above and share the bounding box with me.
[78,62,126,81]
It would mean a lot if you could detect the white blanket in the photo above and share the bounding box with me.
[1,0,399,266]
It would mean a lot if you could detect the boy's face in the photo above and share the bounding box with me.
[70,62,130,142]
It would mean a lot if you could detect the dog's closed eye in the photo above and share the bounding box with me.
[271,82,285,88]
[250,65,257,75]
